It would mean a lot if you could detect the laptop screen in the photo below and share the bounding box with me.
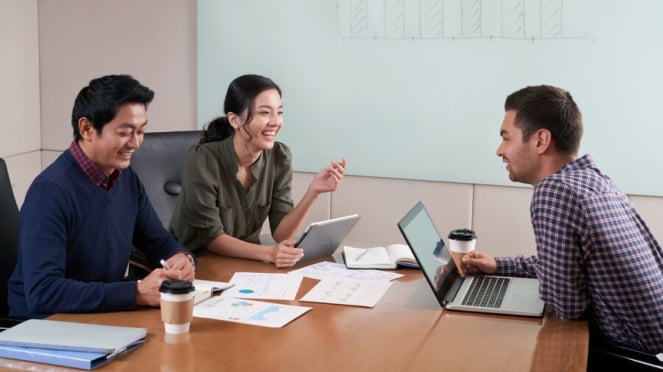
[397,201,459,304]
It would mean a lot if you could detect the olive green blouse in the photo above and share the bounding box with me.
[169,135,294,254]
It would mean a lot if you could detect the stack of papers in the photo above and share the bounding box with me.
[192,262,404,328]
[193,273,310,328]
[0,319,146,370]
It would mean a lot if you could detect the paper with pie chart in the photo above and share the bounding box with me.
[219,272,303,300]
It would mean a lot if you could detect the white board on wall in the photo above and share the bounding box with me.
[199,0,663,196]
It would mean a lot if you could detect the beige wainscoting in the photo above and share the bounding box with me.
[630,194,663,243]
[8,162,662,258]
[284,172,663,259]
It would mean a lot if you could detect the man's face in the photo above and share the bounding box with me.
[496,110,539,185]
[81,103,147,174]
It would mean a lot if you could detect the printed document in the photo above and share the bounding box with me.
[193,297,311,328]
[300,277,393,307]
[219,272,303,300]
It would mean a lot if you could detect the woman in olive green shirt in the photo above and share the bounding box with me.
[170,74,346,267]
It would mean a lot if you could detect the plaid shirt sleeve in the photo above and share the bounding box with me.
[495,255,538,277]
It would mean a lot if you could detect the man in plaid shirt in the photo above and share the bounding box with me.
[462,85,663,362]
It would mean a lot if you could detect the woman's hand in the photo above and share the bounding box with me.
[271,240,304,268]
[310,158,347,194]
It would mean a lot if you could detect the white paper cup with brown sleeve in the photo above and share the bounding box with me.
[448,228,477,277]
[159,279,195,334]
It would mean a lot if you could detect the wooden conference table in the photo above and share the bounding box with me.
[1,253,588,372]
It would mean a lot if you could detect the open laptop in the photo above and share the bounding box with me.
[296,214,360,263]
[397,201,545,317]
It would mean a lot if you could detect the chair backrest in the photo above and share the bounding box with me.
[0,158,20,316]
[130,130,202,228]
[588,339,663,371]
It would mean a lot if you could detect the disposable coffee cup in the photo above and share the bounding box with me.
[448,228,477,277]
[159,279,195,334]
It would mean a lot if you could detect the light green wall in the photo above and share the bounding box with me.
[199,0,663,196]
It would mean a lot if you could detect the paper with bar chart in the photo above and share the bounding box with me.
[193,297,312,328]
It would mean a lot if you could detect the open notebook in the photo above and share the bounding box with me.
[193,279,235,304]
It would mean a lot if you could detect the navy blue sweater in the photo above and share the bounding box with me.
[8,151,187,318]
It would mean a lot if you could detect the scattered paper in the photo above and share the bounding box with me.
[219,272,303,300]
[289,261,403,281]
[300,277,393,307]
[194,297,311,328]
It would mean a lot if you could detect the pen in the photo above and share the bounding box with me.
[212,283,236,295]
[355,248,369,260]
[160,259,172,271]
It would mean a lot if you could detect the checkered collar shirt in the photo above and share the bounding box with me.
[495,154,663,354]
[69,140,121,191]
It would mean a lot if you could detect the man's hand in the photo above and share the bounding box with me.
[162,253,195,281]
[461,251,498,275]
[135,268,169,306]
[136,253,196,306]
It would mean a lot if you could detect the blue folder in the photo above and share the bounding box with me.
[0,340,143,370]
[0,319,147,370]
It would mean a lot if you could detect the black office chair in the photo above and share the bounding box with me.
[587,336,663,371]
[0,158,24,328]
[130,130,202,228]
[127,130,202,277]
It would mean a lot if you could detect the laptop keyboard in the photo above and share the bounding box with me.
[462,276,509,308]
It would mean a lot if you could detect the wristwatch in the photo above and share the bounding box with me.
[182,253,196,270]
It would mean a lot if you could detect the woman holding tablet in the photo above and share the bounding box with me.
[170,74,346,267]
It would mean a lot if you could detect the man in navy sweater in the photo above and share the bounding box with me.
[8,74,195,319]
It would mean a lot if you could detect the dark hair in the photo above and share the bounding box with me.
[200,74,281,144]
[504,85,583,155]
[71,74,154,141]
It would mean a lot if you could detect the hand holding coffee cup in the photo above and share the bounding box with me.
[159,279,195,334]
[448,228,477,277]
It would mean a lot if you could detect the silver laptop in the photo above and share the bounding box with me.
[397,201,545,317]
[296,214,360,263]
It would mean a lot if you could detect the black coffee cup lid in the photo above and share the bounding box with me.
[448,228,477,241]
[159,279,195,294]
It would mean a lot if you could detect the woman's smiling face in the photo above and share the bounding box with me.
[233,88,283,153]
